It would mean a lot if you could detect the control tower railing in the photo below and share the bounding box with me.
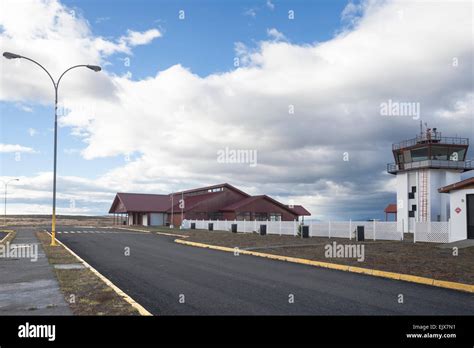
[387,159,474,174]
[392,135,469,150]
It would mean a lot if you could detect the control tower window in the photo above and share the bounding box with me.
[410,147,429,161]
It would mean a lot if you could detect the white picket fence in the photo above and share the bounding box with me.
[187,218,452,243]
[188,219,402,241]
[414,221,450,243]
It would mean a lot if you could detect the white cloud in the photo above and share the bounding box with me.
[244,8,257,18]
[0,0,162,104]
[266,28,286,41]
[266,0,275,11]
[27,128,38,136]
[0,144,36,153]
[1,0,473,218]
[15,103,33,112]
[119,28,162,46]
[341,1,364,24]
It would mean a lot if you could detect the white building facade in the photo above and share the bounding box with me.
[388,128,473,234]
[438,178,474,241]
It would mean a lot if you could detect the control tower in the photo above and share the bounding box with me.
[387,127,473,233]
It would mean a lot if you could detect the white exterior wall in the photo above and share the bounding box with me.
[428,170,460,222]
[396,169,461,233]
[448,188,474,242]
[396,172,408,233]
[142,214,148,226]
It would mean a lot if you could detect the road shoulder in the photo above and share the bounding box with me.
[36,231,150,315]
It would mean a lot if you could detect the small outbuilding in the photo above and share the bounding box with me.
[438,177,474,241]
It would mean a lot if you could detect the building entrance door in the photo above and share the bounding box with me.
[467,194,474,239]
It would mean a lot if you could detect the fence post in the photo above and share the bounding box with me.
[373,220,376,241]
[279,219,282,236]
[413,220,416,243]
[328,220,331,239]
[448,218,451,243]
[401,218,404,241]
[349,219,352,240]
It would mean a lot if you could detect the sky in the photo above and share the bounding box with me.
[0,0,473,219]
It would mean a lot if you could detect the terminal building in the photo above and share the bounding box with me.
[108,183,310,227]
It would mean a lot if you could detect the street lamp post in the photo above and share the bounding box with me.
[3,52,101,245]
[2,178,19,226]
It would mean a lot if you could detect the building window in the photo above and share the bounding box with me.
[410,147,429,161]
[411,186,416,193]
[412,204,417,211]
[408,211,415,218]
[269,213,282,221]
[236,212,251,221]
[254,213,268,221]
[209,212,223,220]
[408,192,415,199]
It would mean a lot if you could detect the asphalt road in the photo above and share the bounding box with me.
[51,226,474,315]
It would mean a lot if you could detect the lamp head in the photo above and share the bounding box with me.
[3,52,22,59]
[86,65,101,72]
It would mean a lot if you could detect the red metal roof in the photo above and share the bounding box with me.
[288,205,311,216]
[220,195,264,211]
[109,183,311,217]
[220,195,311,216]
[167,190,227,213]
[109,192,171,213]
[438,177,474,193]
[384,203,397,213]
[174,183,250,197]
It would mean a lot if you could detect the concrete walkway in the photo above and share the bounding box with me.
[0,228,72,315]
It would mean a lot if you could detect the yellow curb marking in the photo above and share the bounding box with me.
[46,232,152,316]
[104,227,151,234]
[175,239,474,294]
[0,229,15,244]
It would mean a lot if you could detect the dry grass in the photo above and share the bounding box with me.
[4,215,114,227]
[36,231,140,315]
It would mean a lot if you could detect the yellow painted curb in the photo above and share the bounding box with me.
[0,229,15,244]
[175,239,474,294]
[399,274,434,286]
[348,266,374,275]
[433,279,473,293]
[372,270,401,280]
[106,227,151,234]
[46,232,152,316]
[112,226,190,239]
